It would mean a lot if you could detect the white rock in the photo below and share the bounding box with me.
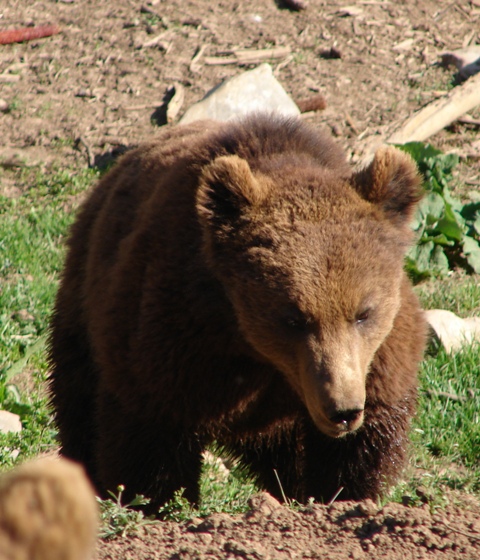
[179,63,300,125]
[0,410,22,434]
[425,309,480,353]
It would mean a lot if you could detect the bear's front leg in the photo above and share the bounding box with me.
[226,424,306,504]
[302,405,411,503]
[94,388,203,516]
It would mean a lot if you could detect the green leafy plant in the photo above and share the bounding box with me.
[97,485,156,539]
[397,142,480,279]
[158,488,195,521]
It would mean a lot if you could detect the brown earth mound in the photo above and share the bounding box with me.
[96,493,480,559]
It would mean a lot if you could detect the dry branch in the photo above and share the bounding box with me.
[189,45,207,73]
[204,46,291,66]
[458,114,480,126]
[387,72,480,144]
[423,389,468,403]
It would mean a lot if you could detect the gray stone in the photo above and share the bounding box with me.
[179,63,300,125]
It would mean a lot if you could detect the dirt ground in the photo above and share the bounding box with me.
[1,0,480,558]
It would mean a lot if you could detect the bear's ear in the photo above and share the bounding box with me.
[196,155,269,226]
[351,146,423,227]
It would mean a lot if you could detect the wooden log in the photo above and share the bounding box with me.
[387,72,480,144]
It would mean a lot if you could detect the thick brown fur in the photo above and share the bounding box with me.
[0,458,98,560]
[49,114,427,514]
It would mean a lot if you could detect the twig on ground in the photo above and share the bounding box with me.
[345,113,360,135]
[327,487,345,507]
[457,114,480,126]
[204,46,291,66]
[0,24,61,45]
[423,389,468,402]
[441,520,480,543]
[189,45,207,73]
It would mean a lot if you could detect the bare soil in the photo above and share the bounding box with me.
[95,493,480,560]
[1,0,480,558]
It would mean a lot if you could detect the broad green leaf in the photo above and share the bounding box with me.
[414,241,435,273]
[397,140,478,277]
[436,203,465,241]
[422,233,455,247]
[430,154,459,177]
[396,142,442,162]
[463,236,480,274]
[443,187,464,213]
[420,192,445,221]
[404,254,432,281]
[430,244,450,273]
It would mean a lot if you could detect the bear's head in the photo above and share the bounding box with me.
[196,147,422,438]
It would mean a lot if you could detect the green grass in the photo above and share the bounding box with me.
[418,345,479,468]
[415,273,480,316]
[0,165,97,467]
[199,452,258,516]
[0,163,479,523]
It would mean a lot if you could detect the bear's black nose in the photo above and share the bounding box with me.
[329,408,364,427]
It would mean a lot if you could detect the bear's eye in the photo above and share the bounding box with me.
[282,307,312,333]
[355,309,371,325]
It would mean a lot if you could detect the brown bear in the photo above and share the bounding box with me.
[0,458,98,560]
[49,114,427,514]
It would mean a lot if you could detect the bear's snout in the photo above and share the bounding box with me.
[300,371,367,438]
[298,338,368,437]
[327,406,365,434]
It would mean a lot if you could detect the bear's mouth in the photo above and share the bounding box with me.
[309,407,365,439]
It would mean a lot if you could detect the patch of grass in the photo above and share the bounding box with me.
[96,454,258,531]
[199,452,258,516]
[390,272,480,507]
[415,272,480,316]
[416,344,480,468]
[7,95,23,114]
[152,453,258,522]
[0,165,97,470]
[389,339,480,508]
